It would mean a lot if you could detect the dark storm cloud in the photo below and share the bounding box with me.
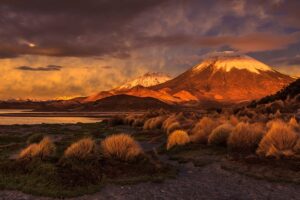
[0,0,170,58]
[16,65,63,71]
[272,55,300,66]
[137,32,300,52]
[0,0,299,59]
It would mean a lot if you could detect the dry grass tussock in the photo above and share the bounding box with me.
[190,117,219,143]
[122,114,146,127]
[162,114,182,134]
[18,137,56,160]
[143,116,166,130]
[64,138,98,160]
[294,139,300,154]
[229,115,239,126]
[132,118,144,127]
[227,122,264,153]
[289,116,299,131]
[144,109,168,118]
[274,110,282,118]
[208,123,233,146]
[239,116,251,122]
[266,119,281,130]
[257,120,299,159]
[166,121,181,135]
[167,130,190,150]
[101,133,143,161]
[162,114,176,129]
[123,114,138,125]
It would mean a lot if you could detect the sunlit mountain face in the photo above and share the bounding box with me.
[79,52,293,104]
[0,0,300,100]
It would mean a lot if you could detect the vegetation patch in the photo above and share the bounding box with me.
[0,122,176,198]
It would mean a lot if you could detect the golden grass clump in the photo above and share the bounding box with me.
[167,130,190,150]
[257,120,299,159]
[101,133,143,161]
[64,138,98,160]
[132,118,144,127]
[229,115,239,126]
[143,116,166,130]
[162,114,177,130]
[227,122,264,153]
[190,117,219,143]
[123,114,137,125]
[166,121,181,135]
[208,123,233,146]
[274,110,281,118]
[161,114,182,134]
[18,137,56,160]
[289,116,299,131]
[294,139,300,154]
[266,119,281,130]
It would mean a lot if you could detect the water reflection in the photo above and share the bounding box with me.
[0,109,102,125]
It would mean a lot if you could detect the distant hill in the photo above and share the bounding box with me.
[0,100,51,109]
[76,94,175,111]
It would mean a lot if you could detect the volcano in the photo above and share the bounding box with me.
[152,51,294,102]
[81,72,172,102]
[114,72,171,90]
[80,51,294,105]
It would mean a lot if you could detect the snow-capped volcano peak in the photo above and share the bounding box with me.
[192,51,273,74]
[115,72,171,90]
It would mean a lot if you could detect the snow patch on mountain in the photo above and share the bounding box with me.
[116,72,171,90]
[192,51,273,74]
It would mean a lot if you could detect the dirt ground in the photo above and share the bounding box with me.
[1,157,300,200]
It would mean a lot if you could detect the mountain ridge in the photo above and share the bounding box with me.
[152,51,294,102]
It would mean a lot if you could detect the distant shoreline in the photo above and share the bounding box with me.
[0,111,144,118]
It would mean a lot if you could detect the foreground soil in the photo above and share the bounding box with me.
[1,160,299,200]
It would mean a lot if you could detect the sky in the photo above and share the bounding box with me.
[0,0,300,100]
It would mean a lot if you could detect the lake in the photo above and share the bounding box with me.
[0,109,104,125]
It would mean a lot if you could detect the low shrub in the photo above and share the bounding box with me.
[123,114,137,125]
[132,118,144,127]
[208,123,233,146]
[18,137,56,160]
[162,114,177,131]
[294,139,300,154]
[106,115,124,126]
[274,110,282,118]
[166,121,181,135]
[63,138,98,160]
[101,134,143,161]
[227,122,264,153]
[27,133,44,144]
[190,117,219,143]
[143,116,166,130]
[229,115,239,126]
[257,120,299,159]
[167,130,190,150]
[289,116,299,131]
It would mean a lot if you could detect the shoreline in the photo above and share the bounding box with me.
[0,111,144,118]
